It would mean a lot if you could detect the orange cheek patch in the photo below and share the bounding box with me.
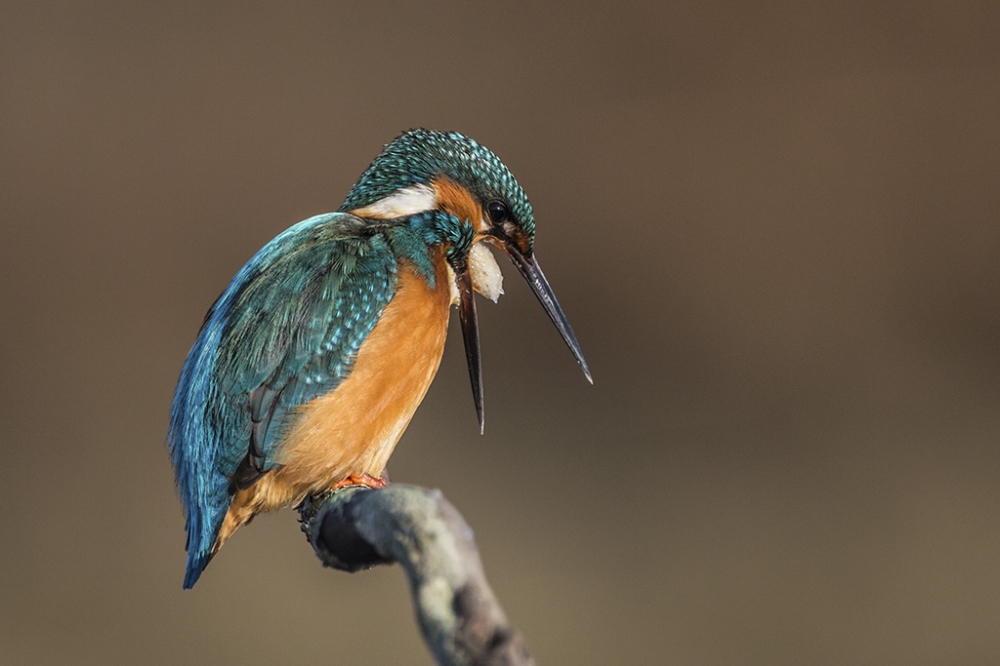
[432,177,487,232]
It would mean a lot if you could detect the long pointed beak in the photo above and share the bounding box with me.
[504,245,593,384]
[454,259,485,433]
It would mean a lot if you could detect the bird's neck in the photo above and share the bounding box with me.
[380,210,475,288]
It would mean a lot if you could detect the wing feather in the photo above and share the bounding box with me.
[169,212,398,582]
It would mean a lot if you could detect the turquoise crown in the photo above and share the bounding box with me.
[340,129,536,240]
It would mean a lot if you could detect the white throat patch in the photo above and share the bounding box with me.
[446,243,505,305]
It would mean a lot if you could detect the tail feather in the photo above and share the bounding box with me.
[181,500,228,589]
[183,549,214,589]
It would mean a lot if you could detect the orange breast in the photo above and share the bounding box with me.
[215,252,452,550]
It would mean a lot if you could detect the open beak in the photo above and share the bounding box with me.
[453,241,592,433]
[503,244,592,384]
[453,257,485,433]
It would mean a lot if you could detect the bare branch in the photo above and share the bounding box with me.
[299,484,537,666]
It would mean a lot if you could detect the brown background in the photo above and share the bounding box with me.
[2,2,998,664]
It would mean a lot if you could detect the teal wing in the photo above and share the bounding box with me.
[169,212,398,587]
[218,222,398,483]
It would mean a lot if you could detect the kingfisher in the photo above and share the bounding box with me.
[169,129,590,589]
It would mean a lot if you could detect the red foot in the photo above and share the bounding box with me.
[331,471,389,491]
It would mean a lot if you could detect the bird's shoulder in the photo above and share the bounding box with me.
[212,212,397,389]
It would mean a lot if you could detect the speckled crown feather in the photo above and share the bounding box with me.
[339,129,536,240]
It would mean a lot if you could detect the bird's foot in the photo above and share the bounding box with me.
[331,471,389,491]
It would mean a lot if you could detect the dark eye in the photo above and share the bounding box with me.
[486,200,508,224]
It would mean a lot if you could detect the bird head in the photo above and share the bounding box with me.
[342,129,591,428]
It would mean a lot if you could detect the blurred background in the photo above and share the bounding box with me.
[2,2,998,664]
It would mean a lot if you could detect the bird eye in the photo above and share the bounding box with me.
[486,200,508,224]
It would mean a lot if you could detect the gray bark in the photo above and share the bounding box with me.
[299,484,537,666]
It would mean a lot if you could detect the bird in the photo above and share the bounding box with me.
[169,129,591,589]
